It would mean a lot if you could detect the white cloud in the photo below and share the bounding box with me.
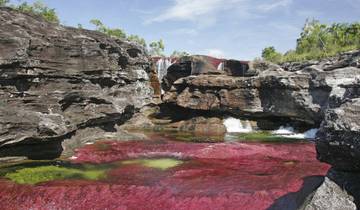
[257,0,293,12]
[170,28,199,36]
[296,10,321,18]
[146,0,293,26]
[205,49,226,58]
[148,0,232,23]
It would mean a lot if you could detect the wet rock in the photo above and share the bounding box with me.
[0,7,153,159]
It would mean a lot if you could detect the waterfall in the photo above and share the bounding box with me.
[156,58,174,81]
[217,62,224,71]
[223,117,253,133]
[272,126,319,139]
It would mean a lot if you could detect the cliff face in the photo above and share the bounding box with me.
[160,51,360,208]
[162,52,360,129]
[0,7,153,159]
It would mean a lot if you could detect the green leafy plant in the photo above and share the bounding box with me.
[262,47,283,63]
[171,50,190,58]
[15,1,59,23]
[0,0,9,6]
[149,39,165,56]
[261,19,360,63]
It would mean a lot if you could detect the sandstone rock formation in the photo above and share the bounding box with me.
[161,51,360,131]
[160,51,360,208]
[0,7,153,159]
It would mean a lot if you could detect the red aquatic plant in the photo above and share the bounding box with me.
[0,137,330,210]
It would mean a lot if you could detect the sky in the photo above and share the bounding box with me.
[11,0,360,60]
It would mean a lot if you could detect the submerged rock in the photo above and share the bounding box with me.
[0,7,153,159]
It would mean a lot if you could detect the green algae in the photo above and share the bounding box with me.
[0,161,111,185]
[122,158,183,170]
[165,132,224,143]
[4,165,106,185]
[227,132,303,143]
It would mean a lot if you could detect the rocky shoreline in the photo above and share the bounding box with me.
[1,7,360,209]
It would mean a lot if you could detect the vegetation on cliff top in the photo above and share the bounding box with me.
[0,0,189,57]
[0,0,59,23]
[262,19,360,63]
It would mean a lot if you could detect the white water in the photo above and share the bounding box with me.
[272,126,295,135]
[217,62,225,71]
[223,117,253,133]
[272,126,319,139]
[156,58,174,81]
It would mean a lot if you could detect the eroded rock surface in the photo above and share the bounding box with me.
[161,51,360,129]
[0,7,153,159]
[304,177,356,210]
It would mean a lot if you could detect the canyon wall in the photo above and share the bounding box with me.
[0,7,154,159]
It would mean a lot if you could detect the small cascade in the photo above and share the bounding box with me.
[217,62,225,71]
[272,126,295,135]
[272,126,319,139]
[223,117,253,133]
[156,58,174,81]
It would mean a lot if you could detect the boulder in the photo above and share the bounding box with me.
[0,7,153,159]
[304,177,356,210]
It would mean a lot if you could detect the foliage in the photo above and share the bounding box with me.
[0,0,9,6]
[90,19,126,39]
[5,165,106,185]
[15,1,59,23]
[149,39,165,56]
[90,19,149,48]
[262,19,360,63]
[261,47,283,63]
[127,34,147,47]
[171,50,190,58]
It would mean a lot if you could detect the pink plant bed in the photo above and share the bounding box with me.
[0,136,330,210]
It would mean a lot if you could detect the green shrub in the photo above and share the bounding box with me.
[261,19,360,63]
[15,1,59,23]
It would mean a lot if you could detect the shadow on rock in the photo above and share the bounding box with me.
[0,140,63,160]
[327,168,360,208]
[267,175,325,210]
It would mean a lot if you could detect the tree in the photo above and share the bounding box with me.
[261,46,282,63]
[0,0,9,6]
[149,39,165,56]
[90,19,126,39]
[127,35,146,47]
[15,1,59,23]
[263,19,360,63]
[171,50,190,58]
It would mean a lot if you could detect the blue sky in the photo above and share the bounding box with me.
[11,0,360,60]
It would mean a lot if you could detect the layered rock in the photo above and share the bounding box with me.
[0,7,153,159]
[161,51,360,131]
